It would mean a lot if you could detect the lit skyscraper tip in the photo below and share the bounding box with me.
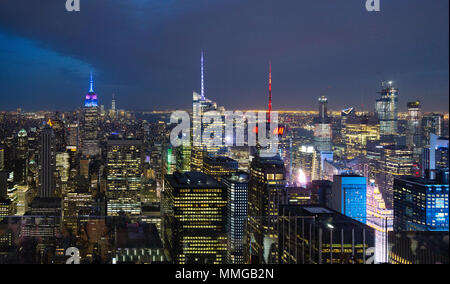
[201,50,205,100]
[84,72,98,107]
[268,62,272,123]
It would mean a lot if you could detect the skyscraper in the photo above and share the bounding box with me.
[393,174,449,232]
[247,155,286,264]
[378,145,414,208]
[375,81,399,139]
[314,96,332,152]
[191,51,224,169]
[222,172,249,264]
[202,156,238,182]
[330,174,367,224]
[421,113,444,148]
[406,101,421,149]
[15,129,28,185]
[82,72,100,155]
[163,171,227,264]
[344,115,380,160]
[38,125,56,198]
[279,205,374,264]
[106,138,143,216]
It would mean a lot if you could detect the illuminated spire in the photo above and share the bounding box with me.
[201,50,205,100]
[268,61,272,123]
[89,71,94,93]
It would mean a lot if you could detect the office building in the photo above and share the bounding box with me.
[279,205,375,264]
[393,174,449,232]
[343,115,379,160]
[421,134,449,176]
[222,172,249,264]
[247,155,286,264]
[377,145,414,208]
[163,171,227,264]
[314,96,332,152]
[421,113,444,147]
[202,156,238,182]
[330,174,367,223]
[406,101,421,149]
[375,81,399,139]
[38,125,56,198]
[106,138,143,216]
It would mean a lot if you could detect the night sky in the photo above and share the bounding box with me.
[0,0,448,112]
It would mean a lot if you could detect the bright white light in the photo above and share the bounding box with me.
[327,223,334,229]
[297,169,307,185]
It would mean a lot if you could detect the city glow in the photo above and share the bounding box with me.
[297,168,307,185]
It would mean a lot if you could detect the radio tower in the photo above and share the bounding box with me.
[268,62,272,123]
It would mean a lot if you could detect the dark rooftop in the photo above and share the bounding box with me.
[166,171,225,189]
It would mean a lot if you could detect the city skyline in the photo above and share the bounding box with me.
[0,0,449,112]
[0,0,448,266]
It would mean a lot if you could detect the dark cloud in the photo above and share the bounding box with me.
[0,0,448,112]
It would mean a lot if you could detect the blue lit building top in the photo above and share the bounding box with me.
[331,174,367,224]
[84,72,98,107]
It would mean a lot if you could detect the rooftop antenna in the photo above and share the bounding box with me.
[89,71,94,93]
[201,50,205,100]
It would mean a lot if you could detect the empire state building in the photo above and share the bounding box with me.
[82,73,100,156]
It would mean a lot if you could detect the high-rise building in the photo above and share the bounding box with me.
[222,172,249,264]
[202,156,238,182]
[175,144,191,173]
[366,179,393,264]
[340,107,355,137]
[421,113,444,148]
[393,173,449,232]
[330,174,367,224]
[0,146,4,172]
[111,93,116,111]
[66,123,79,150]
[163,171,227,264]
[82,73,100,156]
[38,125,56,198]
[247,155,286,264]
[191,52,224,170]
[421,134,449,176]
[344,115,380,160]
[314,96,332,152]
[279,205,375,264]
[297,145,314,184]
[14,128,28,185]
[106,138,143,216]
[378,145,414,207]
[375,81,399,139]
[17,128,28,160]
[406,101,421,149]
